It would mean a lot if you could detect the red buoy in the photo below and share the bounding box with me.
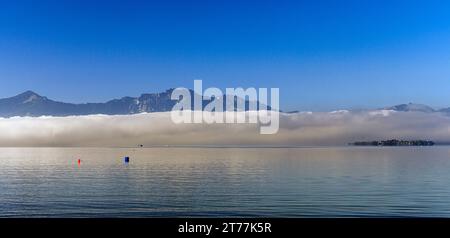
[78,159,81,165]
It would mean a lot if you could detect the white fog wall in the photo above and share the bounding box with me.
[0,110,449,147]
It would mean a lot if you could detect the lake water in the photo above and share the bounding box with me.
[1,146,450,217]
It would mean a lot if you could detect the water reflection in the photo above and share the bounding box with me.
[1,147,450,217]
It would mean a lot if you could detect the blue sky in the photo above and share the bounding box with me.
[0,0,450,111]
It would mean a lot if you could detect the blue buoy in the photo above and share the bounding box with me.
[124,156,130,163]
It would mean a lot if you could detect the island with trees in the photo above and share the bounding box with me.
[350,139,435,146]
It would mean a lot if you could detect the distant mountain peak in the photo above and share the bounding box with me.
[384,103,435,113]
[14,90,47,104]
[17,90,41,97]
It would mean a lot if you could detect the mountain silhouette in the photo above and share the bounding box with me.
[0,89,270,117]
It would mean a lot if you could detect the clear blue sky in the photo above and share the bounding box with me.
[1,0,450,111]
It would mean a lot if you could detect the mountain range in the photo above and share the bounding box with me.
[0,90,269,117]
[384,103,450,114]
[0,90,449,117]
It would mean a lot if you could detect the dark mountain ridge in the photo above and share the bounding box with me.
[1,90,448,118]
[0,89,271,117]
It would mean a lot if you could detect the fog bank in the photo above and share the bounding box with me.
[0,110,449,147]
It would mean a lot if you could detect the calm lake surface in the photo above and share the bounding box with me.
[1,146,450,217]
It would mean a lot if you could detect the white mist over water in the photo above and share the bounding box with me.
[0,110,450,147]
